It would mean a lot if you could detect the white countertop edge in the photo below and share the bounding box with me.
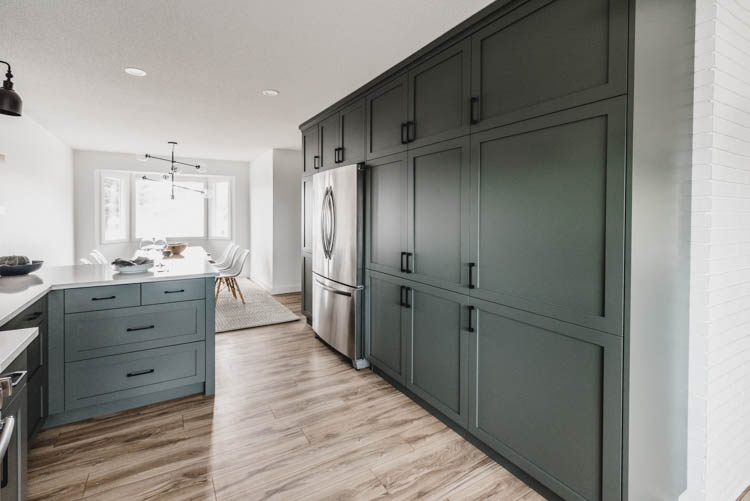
[48,271,218,290]
[0,327,39,373]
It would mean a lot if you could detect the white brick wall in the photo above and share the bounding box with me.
[687,1,750,500]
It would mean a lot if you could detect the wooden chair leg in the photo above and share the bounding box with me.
[228,278,238,299]
[234,278,245,305]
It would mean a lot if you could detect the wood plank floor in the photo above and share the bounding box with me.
[28,292,542,500]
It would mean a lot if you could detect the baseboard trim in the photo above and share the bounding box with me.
[270,284,301,294]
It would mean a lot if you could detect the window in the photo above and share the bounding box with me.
[100,173,129,243]
[209,180,231,239]
[97,171,233,244]
[134,177,206,239]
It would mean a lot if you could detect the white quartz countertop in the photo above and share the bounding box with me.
[0,246,218,327]
[0,328,38,374]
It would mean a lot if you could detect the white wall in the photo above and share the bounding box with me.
[0,114,74,265]
[249,150,274,290]
[73,150,250,268]
[248,149,301,293]
[685,1,750,500]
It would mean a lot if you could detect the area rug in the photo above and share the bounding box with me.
[215,278,299,333]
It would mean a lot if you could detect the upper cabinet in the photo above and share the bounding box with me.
[366,75,409,160]
[302,125,319,174]
[407,39,472,149]
[319,112,340,170]
[470,0,628,133]
[339,100,365,165]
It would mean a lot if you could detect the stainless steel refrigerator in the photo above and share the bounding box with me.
[311,164,369,369]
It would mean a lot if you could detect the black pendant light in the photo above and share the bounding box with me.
[0,61,23,117]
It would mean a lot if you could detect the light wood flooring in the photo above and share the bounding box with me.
[28,292,541,500]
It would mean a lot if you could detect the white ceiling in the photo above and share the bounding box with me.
[0,0,494,161]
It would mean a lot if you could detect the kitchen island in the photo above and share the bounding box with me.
[0,247,217,428]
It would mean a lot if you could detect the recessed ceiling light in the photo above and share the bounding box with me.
[262,89,280,97]
[125,67,147,77]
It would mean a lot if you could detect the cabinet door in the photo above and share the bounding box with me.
[365,153,408,277]
[340,100,365,165]
[302,177,313,253]
[366,75,408,160]
[406,282,469,426]
[27,370,44,437]
[468,298,622,501]
[302,253,313,320]
[302,125,320,174]
[366,271,406,383]
[470,0,628,133]
[470,97,625,334]
[408,38,471,148]
[319,112,340,170]
[407,137,472,293]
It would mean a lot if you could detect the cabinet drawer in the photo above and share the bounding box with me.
[65,342,205,410]
[2,296,46,329]
[65,284,141,313]
[141,279,205,305]
[65,300,206,361]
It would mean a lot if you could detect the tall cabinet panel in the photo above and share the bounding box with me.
[469,97,626,334]
[302,253,313,320]
[407,137,472,293]
[302,177,313,254]
[366,271,407,383]
[470,0,628,132]
[468,298,622,501]
[340,99,365,165]
[408,38,471,148]
[366,75,409,160]
[406,282,469,427]
[365,153,409,277]
[302,125,319,174]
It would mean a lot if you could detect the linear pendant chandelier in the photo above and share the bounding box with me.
[137,141,208,200]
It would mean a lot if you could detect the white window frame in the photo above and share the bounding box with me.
[96,170,234,245]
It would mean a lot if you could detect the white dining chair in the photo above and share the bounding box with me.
[90,250,108,264]
[215,244,240,271]
[215,249,250,304]
[210,243,236,266]
[79,258,93,265]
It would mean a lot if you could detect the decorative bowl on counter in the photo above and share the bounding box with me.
[0,260,44,277]
[167,243,187,255]
[111,257,154,274]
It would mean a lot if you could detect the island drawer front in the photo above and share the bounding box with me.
[65,342,205,410]
[141,279,206,305]
[65,284,141,314]
[64,300,206,361]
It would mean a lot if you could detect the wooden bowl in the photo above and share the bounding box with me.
[167,243,187,255]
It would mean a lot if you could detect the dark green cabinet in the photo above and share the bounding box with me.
[319,112,340,170]
[340,99,365,165]
[468,297,622,501]
[366,271,407,383]
[406,282,469,427]
[302,177,313,253]
[365,153,408,277]
[302,252,313,320]
[302,125,320,174]
[470,0,628,133]
[469,97,626,334]
[366,75,409,160]
[407,136,472,293]
[408,38,471,148]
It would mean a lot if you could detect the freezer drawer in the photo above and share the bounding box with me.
[312,274,360,360]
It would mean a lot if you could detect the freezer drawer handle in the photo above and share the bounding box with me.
[0,416,14,489]
[314,278,352,297]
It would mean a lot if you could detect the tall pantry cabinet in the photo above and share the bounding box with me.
[299,0,694,499]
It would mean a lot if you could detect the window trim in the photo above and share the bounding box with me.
[98,171,131,244]
[208,179,234,240]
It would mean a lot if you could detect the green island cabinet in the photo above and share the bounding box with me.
[301,0,695,499]
[45,277,216,427]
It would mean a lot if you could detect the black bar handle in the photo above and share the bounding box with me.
[164,289,185,294]
[313,155,320,169]
[126,325,155,332]
[92,295,116,301]
[400,252,406,273]
[401,286,411,309]
[127,368,155,378]
[467,306,475,332]
[401,123,408,144]
[407,121,416,142]
[334,147,339,163]
[470,97,480,125]
[400,286,406,307]
[468,262,476,289]
[24,311,43,322]
[405,252,413,273]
